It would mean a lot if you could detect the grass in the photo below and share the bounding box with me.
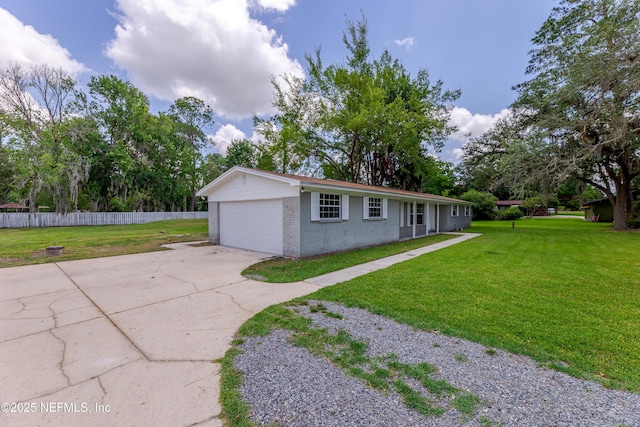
[311,217,640,392]
[220,302,483,425]
[0,219,208,268]
[220,216,640,425]
[241,233,456,282]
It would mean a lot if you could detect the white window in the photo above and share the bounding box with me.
[408,203,424,225]
[311,192,349,221]
[464,206,471,216]
[368,197,382,218]
[363,197,387,220]
[320,193,341,219]
[451,205,459,217]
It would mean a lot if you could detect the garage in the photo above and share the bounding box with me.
[219,199,283,255]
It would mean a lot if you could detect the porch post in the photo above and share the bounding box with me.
[426,202,430,235]
[436,204,440,233]
[412,200,417,238]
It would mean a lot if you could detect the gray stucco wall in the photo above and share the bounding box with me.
[438,204,472,231]
[399,225,427,239]
[207,201,220,243]
[282,196,301,257]
[299,193,400,258]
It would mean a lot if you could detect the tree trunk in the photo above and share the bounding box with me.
[612,180,630,231]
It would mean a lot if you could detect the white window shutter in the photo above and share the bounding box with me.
[311,192,320,221]
[382,198,388,219]
[362,197,369,219]
[342,195,349,220]
[400,202,404,227]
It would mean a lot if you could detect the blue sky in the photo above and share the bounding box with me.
[0,0,556,163]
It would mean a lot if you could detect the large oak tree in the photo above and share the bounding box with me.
[512,0,640,230]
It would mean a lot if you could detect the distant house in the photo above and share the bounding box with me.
[0,202,29,212]
[197,167,473,258]
[496,200,523,210]
[583,198,613,222]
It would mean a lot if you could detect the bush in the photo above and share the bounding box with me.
[497,206,523,220]
[460,189,498,220]
[627,216,640,229]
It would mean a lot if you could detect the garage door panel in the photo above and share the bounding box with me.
[220,200,283,255]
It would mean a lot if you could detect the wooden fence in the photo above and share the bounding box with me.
[0,212,208,229]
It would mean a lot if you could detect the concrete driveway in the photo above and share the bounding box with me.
[0,243,319,427]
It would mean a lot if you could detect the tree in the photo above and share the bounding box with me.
[421,157,457,195]
[167,97,214,210]
[512,0,640,230]
[460,189,498,220]
[459,114,552,200]
[259,14,459,189]
[225,139,257,169]
[253,75,318,175]
[0,142,14,202]
[200,153,227,186]
[0,63,90,212]
[85,75,153,210]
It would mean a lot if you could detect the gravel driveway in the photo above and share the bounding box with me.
[234,301,640,427]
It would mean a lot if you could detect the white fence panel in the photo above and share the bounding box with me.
[0,212,208,229]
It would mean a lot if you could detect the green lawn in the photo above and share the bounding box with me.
[242,233,456,282]
[0,219,208,268]
[230,217,639,404]
[308,217,640,392]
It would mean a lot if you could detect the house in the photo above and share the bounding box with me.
[582,198,613,222]
[196,167,473,258]
[495,200,523,210]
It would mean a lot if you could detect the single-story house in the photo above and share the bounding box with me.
[197,167,473,258]
[583,198,613,222]
[495,200,523,210]
[0,202,29,212]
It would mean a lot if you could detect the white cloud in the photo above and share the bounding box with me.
[448,107,511,144]
[211,124,247,155]
[253,0,296,12]
[106,0,304,120]
[394,37,414,50]
[0,8,85,74]
[442,107,511,163]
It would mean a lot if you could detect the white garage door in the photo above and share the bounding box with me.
[220,200,283,255]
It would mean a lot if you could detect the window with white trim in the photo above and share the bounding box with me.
[320,193,341,219]
[368,197,382,218]
[408,203,424,225]
[451,205,459,217]
[464,206,471,216]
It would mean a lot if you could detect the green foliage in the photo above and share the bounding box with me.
[512,0,640,229]
[0,143,15,203]
[496,206,523,220]
[460,0,640,230]
[225,139,257,169]
[460,189,498,220]
[521,197,543,216]
[0,66,217,213]
[257,13,460,190]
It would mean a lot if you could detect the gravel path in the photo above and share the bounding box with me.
[234,301,640,426]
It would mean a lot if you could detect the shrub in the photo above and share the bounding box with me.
[497,206,523,220]
[460,190,498,220]
[627,215,640,229]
